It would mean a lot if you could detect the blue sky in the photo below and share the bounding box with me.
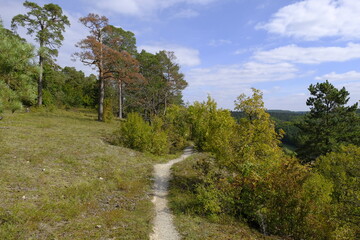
[1,0,360,110]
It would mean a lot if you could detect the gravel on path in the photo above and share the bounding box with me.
[149,147,193,240]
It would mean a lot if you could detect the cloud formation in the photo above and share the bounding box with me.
[258,0,360,40]
[187,62,298,87]
[85,0,216,17]
[254,43,360,64]
[172,9,199,18]
[208,39,232,47]
[315,71,360,82]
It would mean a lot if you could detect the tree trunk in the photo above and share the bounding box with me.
[98,73,104,121]
[118,80,123,119]
[98,34,104,121]
[37,47,43,106]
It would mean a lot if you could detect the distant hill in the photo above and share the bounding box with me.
[231,110,307,122]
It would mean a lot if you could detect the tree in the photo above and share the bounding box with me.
[158,51,187,114]
[296,80,360,162]
[316,145,360,238]
[133,50,187,119]
[75,13,128,121]
[11,1,70,106]
[0,22,36,113]
[103,26,143,118]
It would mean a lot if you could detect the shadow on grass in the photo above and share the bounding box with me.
[169,173,203,215]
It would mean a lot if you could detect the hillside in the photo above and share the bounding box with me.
[0,109,161,239]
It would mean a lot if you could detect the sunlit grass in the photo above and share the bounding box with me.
[0,109,161,239]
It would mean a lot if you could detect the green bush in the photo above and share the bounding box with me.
[115,112,152,152]
[186,90,340,239]
[9,100,22,113]
[114,112,169,155]
[149,116,170,155]
[162,105,190,152]
[316,145,360,238]
[0,99,3,114]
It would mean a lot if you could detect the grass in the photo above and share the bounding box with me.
[168,153,284,240]
[0,108,168,239]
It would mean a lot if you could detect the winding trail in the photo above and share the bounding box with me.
[150,147,193,240]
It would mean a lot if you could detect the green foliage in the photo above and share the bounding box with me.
[103,98,114,122]
[181,89,343,239]
[114,112,169,155]
[149,116,170,155]
[316,145,360,238]
[11,1,70,106]
[11,1,70,57]
[188,96,236,158]
[42,65,97,108]
[296,81,360,162]
[114,112,152,152]
[0,23,36,110]
[129,50,187,119]
[161,105,190,152]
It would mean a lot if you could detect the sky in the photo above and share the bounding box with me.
[1,0,360,111]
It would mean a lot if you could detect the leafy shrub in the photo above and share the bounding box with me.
[316,145,360,238]
[187,89,339,239]
[149,116,169,155]
[162,105,190,152]
[114,112,152,152]
[114,112,169,155]
[9,100,22,113]
[103,99,114,122]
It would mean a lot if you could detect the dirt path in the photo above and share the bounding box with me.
[149,147,193,240]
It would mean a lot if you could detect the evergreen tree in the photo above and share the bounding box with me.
[12,1,70,106]
[297,80,360,162]
[0,22,36,113]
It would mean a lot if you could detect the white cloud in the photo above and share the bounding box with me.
[254,43,360,64]
[173,9,199,18]
[258,0,360,40]
[208,39,232,47]
[84,0,216,18]
[315,71,360,82]
[183,62,299,109]
[139,44,201,67]
[187,62,298,87]
[264,93,309,111]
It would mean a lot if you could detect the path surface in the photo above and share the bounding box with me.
[149,147,193,240]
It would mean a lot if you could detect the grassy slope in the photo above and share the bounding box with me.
[0,109,162,239]
[169,154,283,240]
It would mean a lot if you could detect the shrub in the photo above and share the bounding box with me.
[149,116,169,155]
[115,112,152,152]
[114,113,169,155]
[162,105,190,152]
[316,145,360,238]
[103,99,114,122]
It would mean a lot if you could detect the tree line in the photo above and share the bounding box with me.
[0,1,187,121]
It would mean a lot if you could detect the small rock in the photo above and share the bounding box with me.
[95,225,102,229]
[22,195,26,200]
[99,177,104,180]
[42,168,46,171]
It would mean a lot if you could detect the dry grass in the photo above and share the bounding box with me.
[169,154,283,240]
[0,109,165,239]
